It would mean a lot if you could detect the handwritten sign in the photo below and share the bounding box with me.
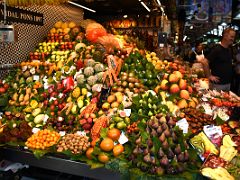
[0,5,43,26]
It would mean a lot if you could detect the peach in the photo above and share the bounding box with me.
[160,79,169,90]
[168,73,179,83]
[177,99,188,109]
[188,99,196,108]
[179,79,187,90]
[173,71,183,79]
[179,90,190,100]
[169,84,180,94]
[187,86,193,93]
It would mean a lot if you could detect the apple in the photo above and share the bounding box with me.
[169,84,180,94]
[179,79,187,90]
[160,79,169,90]
[79,119,87,125]
[179,90,190,100]
[168,73,179,83]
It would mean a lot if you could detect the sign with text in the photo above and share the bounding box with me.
[0,5,43,26]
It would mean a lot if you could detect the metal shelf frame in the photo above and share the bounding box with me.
[0,147,121,180]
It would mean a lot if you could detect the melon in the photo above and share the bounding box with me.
[85,59,96,67]
[87,75,98,86]
[96,72,104,82]
[94,63,105,72]
[84,67,94,77]
[76,74,85,85]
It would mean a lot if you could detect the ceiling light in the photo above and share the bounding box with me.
[68,1,96,13]
[156,0,161,6]
[140,1,150,12]
[123,15,128,18]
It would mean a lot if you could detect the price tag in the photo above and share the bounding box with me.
[33,75,40,81]
[87,92,92,97]
[203,125,223,147]
[32,128,40,134]
[76,131,86,136]
[124,109,131,117]
[43,114,49,123]
[176,118,189,134]
[59,131,66,137]
[118,132,128,144]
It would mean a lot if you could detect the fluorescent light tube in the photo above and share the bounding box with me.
[68,1,96,13]
[140,2,150,12]
[156,0,161,6]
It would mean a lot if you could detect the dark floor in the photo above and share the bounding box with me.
[0,166,96,180]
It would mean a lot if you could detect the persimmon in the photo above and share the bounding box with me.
[99,138,114,152]
[107,128,121,141]
[98,153,109,163]
[113,144,124,157]
[86,147,94,159]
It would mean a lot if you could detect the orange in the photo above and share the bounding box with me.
[90,138,100,147]
[98,153,109,163]
[99,138,114,152]
[86,147,94,159]
[107,128,121,141]
[113,144,124,157]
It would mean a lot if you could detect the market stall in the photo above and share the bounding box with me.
[0,20,239,180]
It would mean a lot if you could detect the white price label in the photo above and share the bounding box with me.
[33,75,40,81]
[118,132,128,144]
[124,109,131,117]
[176,118,189,134]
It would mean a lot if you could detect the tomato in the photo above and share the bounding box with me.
[53,100,59,106]
[0,87,6,93]
[113,144,124,157]
[98,153,109,163]
[86,147,94,159]
[107,128,121,141]
[100,138,114,152]
[50,104,55,111]
[3,83,9,90]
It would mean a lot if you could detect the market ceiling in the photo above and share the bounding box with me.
[72,0,170,19]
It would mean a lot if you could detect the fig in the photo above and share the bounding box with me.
[143,148,149,155]
[167,137,174,148]
[147,139,153,148]
[172,131,178,143]
[158,147,165,158]
[151,156,156,165]
[177,152,185,162]
[174,144,181,155]
[159,133,166,143]
[156,113,162,119]
[155,167,164,176]
[161,123,168,130]
[152,122,159,129]
[184,150,189,161]
[151,129,157,136]
[140,164,148,172]
[167,149,175,159]
[167,118,176,127]
[162,140,169,150]
[143,153,151,163]
[166,165,177,174]
[159,116,166,124]
[135,137,141,144]
[160,155,169,167]
[176,163,184,173]
[157,126,163,134]
[133,147,139,155]
[164,128,171,138]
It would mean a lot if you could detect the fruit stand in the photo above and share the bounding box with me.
[0,20,239,180]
